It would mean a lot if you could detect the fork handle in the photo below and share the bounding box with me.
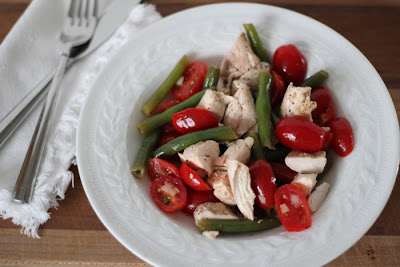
[13,44,72,203]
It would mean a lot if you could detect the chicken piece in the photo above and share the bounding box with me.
[232,62,270,95]
[280,83,317,121]
[285,150,327,174]
[291,173,318,197]
[202,231,219,239]
[178,140,219,177]
[215,137,254,167]
[194,202,238,226]
[226,159,256,220]
[217,33,261,94]
[207,169,236,205]
[196,89,234,121]
[223,81,257,137]
[308,182,330,212]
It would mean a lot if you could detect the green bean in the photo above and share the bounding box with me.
[243,23,270,63]
[153,126,237,158]
[248,132,266,161]
[197,217,281,233]
[265,143,291,162]
[203,66,220,89]
[137,89,210,134]
[131,129,161,178]
[271,111,281,126]
[256,71,275,149]
[300,70,328,88]
[141,55,190,116]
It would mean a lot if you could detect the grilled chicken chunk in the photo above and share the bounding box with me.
[226,159,256,220]
[217,33,262,94]
[308,182,330,212]
[232,62,270,95]
[280,83,317,121]
[178,140,220,177]
[196,89,234,121]
[207,169,237,205]
[291,173,318,197]
[215,137,254,167]
[223,81,257,137]
[194,202,239,226]
[285,150,327,174]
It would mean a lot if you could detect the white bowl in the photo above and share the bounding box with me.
[77,3,399,266]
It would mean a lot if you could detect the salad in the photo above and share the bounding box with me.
[132,24,354,239]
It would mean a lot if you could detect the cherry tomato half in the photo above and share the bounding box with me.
[148,158,180,181]
[274,184,312,232]
[180,163,212,191]
[310,87,335,126]
[269,162,297,184]
[273,44,307,85]
[249,159,277,209]
[275,116,328,152]
[171,62,208,100]
[329,117,354,157]
[271,70,286,106]
[150,100,181,116]
[150,175,187,213]
[182,188,219,215]
[172,108,219,134]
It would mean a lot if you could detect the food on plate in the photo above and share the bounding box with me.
[132,23,354,238]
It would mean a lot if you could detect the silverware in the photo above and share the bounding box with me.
[13,0,99,203]
[0,0,141,147]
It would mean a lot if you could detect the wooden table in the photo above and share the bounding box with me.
[1,0,399,266]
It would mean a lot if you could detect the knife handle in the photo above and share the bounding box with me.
[13,44,72,203]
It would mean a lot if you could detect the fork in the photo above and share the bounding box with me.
[13,0,99,203]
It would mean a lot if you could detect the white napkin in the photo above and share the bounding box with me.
[0,0,161,237]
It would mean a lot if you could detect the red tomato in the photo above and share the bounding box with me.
[172,108,219,134]
[271,70,286,106]
[273,44,307,85]
[180,163,212,191]
[158,131,182,147]
[329,117,354,157]
[182,188,219,215]
[249,159,277,209]
[310,87,335,126]
[150,100,181,116]
[150,175,187,213]
[269,162,297,184]
[275,116,328,152]
[274,184,312,232]
[148,158,180,181]
[322,130,333,151]
[171,62,208,100]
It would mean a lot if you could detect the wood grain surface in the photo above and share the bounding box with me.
[0,0,399,266]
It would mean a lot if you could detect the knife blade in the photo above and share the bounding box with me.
[0,0,141,147]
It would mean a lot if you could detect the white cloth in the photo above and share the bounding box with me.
[0,0,161,237]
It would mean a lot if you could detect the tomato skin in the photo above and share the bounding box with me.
[271,70,286,106]
[182,188,219,215]
[158,131,182,147]
[274,184,312,232]
[310,87,335,126]
[275,116,328,152]
[150,175,187,213]
[329,117,354,157]
[269,162,297,184]
[249,159,277,209]
[171,62,208,100]
[172,108,219,134]
[150,100,181,116]
[180,163,212,191]
[273,44,307,85]
[148,158,180,181]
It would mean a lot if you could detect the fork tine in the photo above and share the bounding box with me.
[93,0,99,17]
[86,0,95,18]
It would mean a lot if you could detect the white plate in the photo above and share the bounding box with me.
[77,3,399,266]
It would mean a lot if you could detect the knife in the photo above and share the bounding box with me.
[0,0,141,147]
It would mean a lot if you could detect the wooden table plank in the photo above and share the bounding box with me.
[0,1,399,266]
